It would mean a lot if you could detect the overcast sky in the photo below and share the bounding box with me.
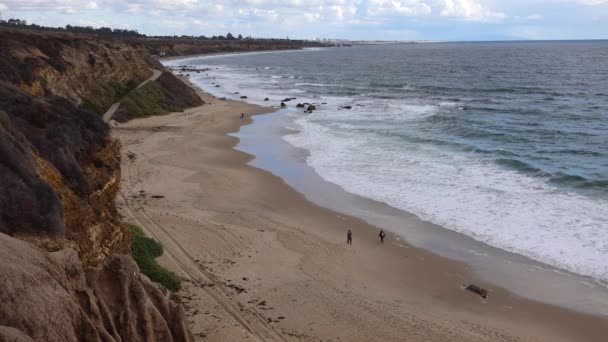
[1,0,607,40]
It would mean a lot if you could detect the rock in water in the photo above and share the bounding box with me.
[280,102,286,108]
[307,104,317,111]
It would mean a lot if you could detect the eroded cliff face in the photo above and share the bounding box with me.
[0,29,195,342]
[0,29,161,114]
[0,233,193,342]
[0,82,128,265]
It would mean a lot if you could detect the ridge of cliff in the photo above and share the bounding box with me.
[0,28,161,114]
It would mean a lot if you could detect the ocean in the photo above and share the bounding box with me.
[164,42,608,285]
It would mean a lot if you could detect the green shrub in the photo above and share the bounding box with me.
[126,224,181,292]
[120,82,168,118]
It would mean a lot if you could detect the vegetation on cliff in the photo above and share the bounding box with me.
[114,72,203,122]
[0,18,145,37]
[128,224,181,292]
[0,28,160,115]
[0,82,130,265]
[0,233,193,342]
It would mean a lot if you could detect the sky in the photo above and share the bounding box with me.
[0,0,607,41]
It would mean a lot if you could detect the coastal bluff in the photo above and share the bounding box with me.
[0,29,197,341]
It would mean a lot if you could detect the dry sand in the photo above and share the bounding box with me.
[112,85,608,341]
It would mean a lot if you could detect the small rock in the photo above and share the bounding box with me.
[464,284,488,299]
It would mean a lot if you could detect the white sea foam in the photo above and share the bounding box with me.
[163,56,608,283]
[284,110,608,281]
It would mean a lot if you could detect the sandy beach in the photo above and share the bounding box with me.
[112,81,608,341]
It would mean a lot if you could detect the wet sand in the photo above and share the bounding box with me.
[112,81,608,341]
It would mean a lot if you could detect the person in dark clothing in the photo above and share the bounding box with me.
[379,229,386,243]
[240,113,244,119]
[347,229,352,245]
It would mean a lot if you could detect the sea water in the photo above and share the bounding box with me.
[165,42,608,286]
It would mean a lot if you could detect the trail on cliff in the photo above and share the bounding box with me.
[103,68,162,122]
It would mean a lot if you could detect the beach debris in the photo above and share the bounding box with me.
[151,195,165,199]
[226,283,246,294]
[127,151,137,161]
[280,102,286,108]
[264,97,269,101]
[464,284,488,299]
[296,103,305,108]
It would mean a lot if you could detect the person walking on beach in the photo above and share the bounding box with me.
[379,229,386,243]
[240,113,244,119]
[347,229,352,245]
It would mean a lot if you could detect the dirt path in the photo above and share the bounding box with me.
[102,68,162,122]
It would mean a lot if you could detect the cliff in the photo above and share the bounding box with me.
[0,233,192,342]
[139,37,324,57]
[0,28,161,114]
[114,71,203,122]
[0,29,195,342]
[0,82,128,265]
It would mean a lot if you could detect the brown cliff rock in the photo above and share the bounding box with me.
[0,232,193,342]
[0,29,161,114]
[0,82,128,265]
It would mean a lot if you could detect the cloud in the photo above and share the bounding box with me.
[366,0,432,17]
[0,0,606,40]
[438,0,507,22]
[577,0,608,4]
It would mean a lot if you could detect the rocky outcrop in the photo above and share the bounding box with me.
[0,29,161,114]
[0,232,193,342]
